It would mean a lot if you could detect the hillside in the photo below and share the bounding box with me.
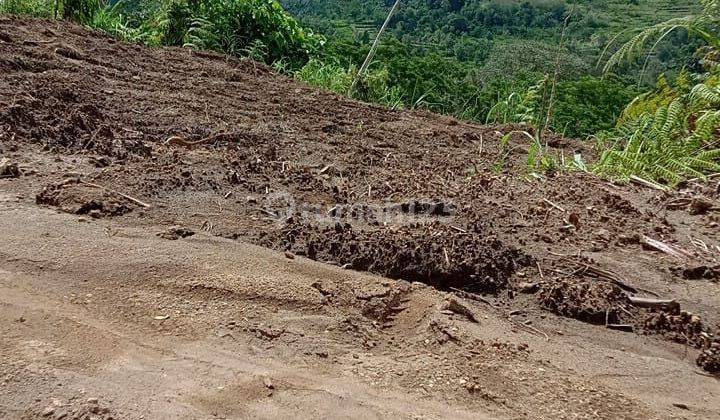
[283,0,698,79]
[276,0,703,138]
[1,17,720,419]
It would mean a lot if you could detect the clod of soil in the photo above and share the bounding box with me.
[36,180,133,217]
[677,264,720,281]
[0,158,20,178]
[697,340,720,373]
[157,226,196,240]
[642,310,707,346]
[538,279,633,325]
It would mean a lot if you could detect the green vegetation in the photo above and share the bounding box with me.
[283,0,700,137]
[1,0,322,67]
[0,0,55,17]
[1,0,718,185]
[595,0,720,184]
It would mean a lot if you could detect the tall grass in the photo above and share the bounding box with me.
[296,58,404,108]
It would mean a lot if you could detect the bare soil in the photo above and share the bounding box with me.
[1,17,719,419]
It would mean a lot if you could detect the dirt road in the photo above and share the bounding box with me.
[0,198,717,419]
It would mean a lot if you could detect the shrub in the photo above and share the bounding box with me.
[0,0,55,17]
[182,0,323,68]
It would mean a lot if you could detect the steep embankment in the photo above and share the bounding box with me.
[1,17,719,419]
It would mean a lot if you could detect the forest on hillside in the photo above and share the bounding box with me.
[1,0,719,184]
[282,0,700,136]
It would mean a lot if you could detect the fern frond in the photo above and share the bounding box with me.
[603,17,696,74]
[690,84,720,107]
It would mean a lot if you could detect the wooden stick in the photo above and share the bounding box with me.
[165,132,240,149]
[582,264,638,294]
[630,175,668,192]
[581,263,660,297]
[628,296,680,312]
[536,261,545,279]
[640,235,692,260]
[449,287,498,309]
[449,225,467,233]
[543,198,566,212]
[80,181,152,208]
[606,324,634,332]
[351,0,401,92]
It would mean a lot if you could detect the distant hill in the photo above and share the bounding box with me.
[282,0,699,82]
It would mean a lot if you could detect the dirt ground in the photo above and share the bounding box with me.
[1,17,719,419]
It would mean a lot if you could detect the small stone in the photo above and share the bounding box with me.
[284,251,295,259]
[673,403,689,410]
[568,212,580,228]
[86,397,98,404]
[517,282,539,294]
[41,407,54,417]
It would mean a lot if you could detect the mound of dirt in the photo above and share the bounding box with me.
[22,397,116,420]
[538,279,634,325]
[698,340,720,373]
[36,179,134,217]
[642,310,707,346]
[264,219,532,293]
[0,94,148,158]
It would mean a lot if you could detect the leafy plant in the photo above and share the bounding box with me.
[296,58,353,94]
[601,0,715,80]
[182,0,323,68]
[62,0,99,23]
[486,77,549,127]
[594,89,720,184]
[597,0,720,184]
[0,0,54,17]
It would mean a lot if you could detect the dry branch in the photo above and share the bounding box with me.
[542,198,566,212]
[80,181,151,208]
[640,235,692,261]
[630,175,668,192]
[628,296,680,312]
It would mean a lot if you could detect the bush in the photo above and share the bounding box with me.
[182,0,323,68]
[0,0,55,17]
[0,0,100,23]
[62,0,99,23]
[553,76,638,138]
